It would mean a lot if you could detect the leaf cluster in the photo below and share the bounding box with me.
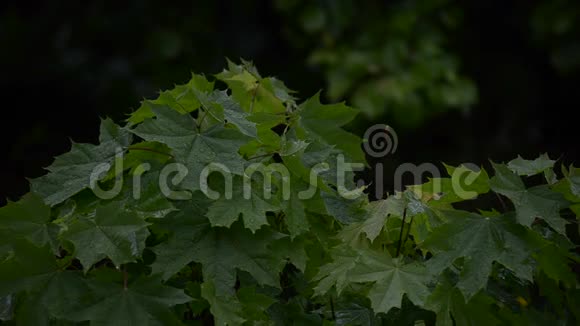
[1,60,578,325]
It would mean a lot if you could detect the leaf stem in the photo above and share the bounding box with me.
[197,105,223,130]
[123,266,128,290]
[127,146,174,159]
[249,81,260,113]
[402,215,415,251]
[396,207,407,257]
[329,295,336,321]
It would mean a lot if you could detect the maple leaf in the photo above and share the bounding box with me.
[348,250,430,314]
[314,246,430,314]
[425,274,500,326]
[296,92,364,163]
[338,195,406,246]
[3,270,92,322]
[0,193,57,252]
[201,281,245,326]
[150,198,287,294]
[195,89,258,138]
[422,210,538,300]
[127,72,214,125]
[236,287,277,324]
[206,178,278,233]
[320,189,367,225]
[279,138,310,157]
[31,118,132,206]
[489,162,569,234]
[407,163,490,204]
[61,201,150,271]
[313,246,363,297]
[69,274,191,325]
[131,105,248,192]
[0,240,58,296]
[215,59,293,114]
[507,153,555,176]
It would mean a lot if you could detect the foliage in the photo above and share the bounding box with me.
[274,0,477,128]
[530,0,580,74]
[1,61,579,325]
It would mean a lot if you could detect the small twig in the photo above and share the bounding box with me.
[123,266,128,290]
[396,207,408,258]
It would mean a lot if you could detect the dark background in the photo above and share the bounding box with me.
[1,0,579,205]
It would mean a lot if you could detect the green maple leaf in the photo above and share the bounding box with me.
[320,190,367,225]
[313,246,362,296]
[127,72,214,125]
[553,164,580,200]
[237,287,276,323]
[534,242,577,286]
[195,89,258,138]
[215,59,293,114]
[7,270,93,322]
[201,283,277,326]
[425,274,500,326]
[69,274,191,325]
[201,281,245,326]
[422,210,538,300]
[279,138,310,157]
[507,153,555,176]
[268,235,308,272]
[0,193,57,252]
[61,201,150,271]
[122,141,173,172]
[101,166,177,220]
[131,105,248,192]
[338,195,406,246]
[151,198,286,294]
[296,92,364,163]
[348,250,430,314]
[31,118,132,206]
[490,162,569,234]
[151,200,293,324]
[408,164,490,204]
[0,240,58,296]
[563,165,580,197]
[206,178,278,233]
[314,246,430,314]
[404,192,448,245]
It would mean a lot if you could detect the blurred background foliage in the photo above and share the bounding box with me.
[275,0,477,128]
[1,0,580,204]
